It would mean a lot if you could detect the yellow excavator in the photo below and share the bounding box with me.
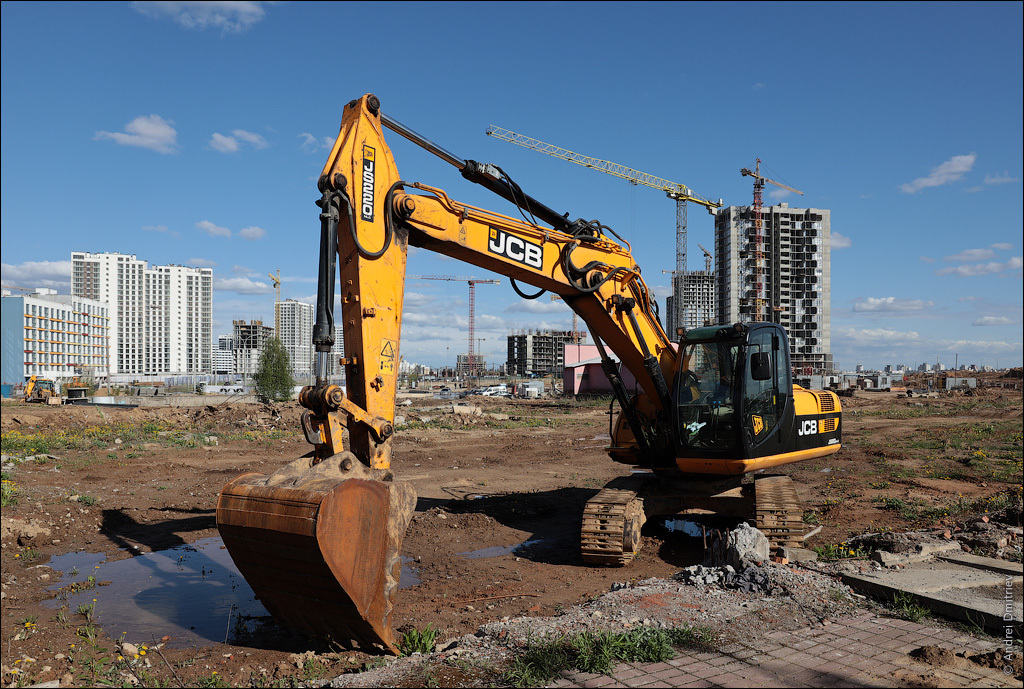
[24,375,58,403]
[216,94,842,653]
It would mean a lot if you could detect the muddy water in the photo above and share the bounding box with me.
[44,537,265,647]
[44,537,423,647]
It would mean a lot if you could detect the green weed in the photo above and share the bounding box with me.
[400,623,439,656]
[891,590,930,623]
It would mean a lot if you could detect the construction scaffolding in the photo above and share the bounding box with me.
[506,329,579,377]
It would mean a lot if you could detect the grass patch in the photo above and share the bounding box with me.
[890,590,930,623]
[399,624,438,656]
[1,475,18,507]
[504,625,715,687]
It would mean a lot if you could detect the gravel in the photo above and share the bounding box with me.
[318,560,858,688]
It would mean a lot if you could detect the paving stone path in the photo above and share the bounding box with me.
[549,612,1017,688]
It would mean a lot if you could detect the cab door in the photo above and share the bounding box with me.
[741,327,789,455]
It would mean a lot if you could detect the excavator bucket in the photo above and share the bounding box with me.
[216,453,416,653]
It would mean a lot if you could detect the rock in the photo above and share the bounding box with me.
[870,550,912,567]
[705,522,770,570]
[915,540,961,557]
[1,518,52,546]
[121,642,139,656]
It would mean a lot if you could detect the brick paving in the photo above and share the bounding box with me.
[549,612,1017,688]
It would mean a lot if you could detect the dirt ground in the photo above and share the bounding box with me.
[1,384,1021,687]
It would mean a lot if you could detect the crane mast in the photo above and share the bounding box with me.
[740,160,804,321]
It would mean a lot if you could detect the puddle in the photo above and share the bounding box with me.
[400,556,421,587]
[458,538,543,559]
[44,537,266,647]
[664,519,705,537]
[44,537,423,646]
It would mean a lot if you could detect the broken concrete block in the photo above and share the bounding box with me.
[779,546,819,563]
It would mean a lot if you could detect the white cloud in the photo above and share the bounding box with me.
[852,297,934,314]
[936,257,1022,277]
[834,327,923,346]
[945,248,995,262]
[209,132,239,153]
[197,219,231,237]
[991,242,1012,251]
[1,260,73,290]
[506,299,567,314]
[299,132,334,153]
[984,171,1018,185]
[919,256,935,264]
[973,316,1014,326]
[231,264,253,275]
[899,153,976,193]
[213,277,272,294]
[94,114,178,154]
[210,129,268,153]
[831,232,851,249]
[131,1,269,34]
[238,225,266,240]
[232,129,268,149]
[752,82,766,91]
[188,257,218,267]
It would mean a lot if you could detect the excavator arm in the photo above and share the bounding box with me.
[217,93,681,653]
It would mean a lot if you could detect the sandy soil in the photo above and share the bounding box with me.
[1,386,1020,687]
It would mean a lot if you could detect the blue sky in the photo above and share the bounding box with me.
[2,1,1021,371]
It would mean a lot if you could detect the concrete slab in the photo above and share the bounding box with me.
[840,557,1022,635]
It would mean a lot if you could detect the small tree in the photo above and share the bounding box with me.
[255,338,295,402]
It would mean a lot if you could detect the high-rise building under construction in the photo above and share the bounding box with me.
[713,202,833,374]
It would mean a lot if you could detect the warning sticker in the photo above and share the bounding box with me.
[379,339,397,375]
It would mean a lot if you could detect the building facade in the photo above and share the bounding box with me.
[506,329,577,377]
[277,300,314,381]
[232,320,274,381]
[212,335,234,375]
[71,252,213,376]
[1,288,110,386]
[714,203,833,373]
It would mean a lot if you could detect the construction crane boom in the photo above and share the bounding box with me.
[740,159,804,195]
[486,126,722,211]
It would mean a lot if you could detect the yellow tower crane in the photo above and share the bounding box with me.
[486,126,722,335]
[485,126,722,276]
[268,270,281,337]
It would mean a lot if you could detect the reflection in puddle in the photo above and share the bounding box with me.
[45,538,266,648]
[400,556,421,587]
[664,519,705,537]
[44,538,426,647]
[458,538,543,559]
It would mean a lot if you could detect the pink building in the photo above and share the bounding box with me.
[562,344,637,395]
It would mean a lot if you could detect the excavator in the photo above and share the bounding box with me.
[24,376,58,403]
[216,94,842,653]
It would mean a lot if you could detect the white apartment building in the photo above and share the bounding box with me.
[714,203,833,373]
[71,252,213,375]
[1,288,110,386]
[277,299,314,381]
[213,334,234,375]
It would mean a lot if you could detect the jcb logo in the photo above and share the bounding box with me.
[360,145,376,222]
[751,415,764,435]
[488,228,543,270]
[798,419,818,436]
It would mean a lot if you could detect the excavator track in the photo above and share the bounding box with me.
[581,475,650,566]
[754,475,809,547]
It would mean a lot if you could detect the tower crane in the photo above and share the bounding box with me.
[268,270,281,337]
[486,126,722,278]
[549,294,585,344]
[739,159,803,321]
[697,243,713,272]
[409,275,499,377]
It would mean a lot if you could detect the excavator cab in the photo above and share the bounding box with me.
[673,322,839,472]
